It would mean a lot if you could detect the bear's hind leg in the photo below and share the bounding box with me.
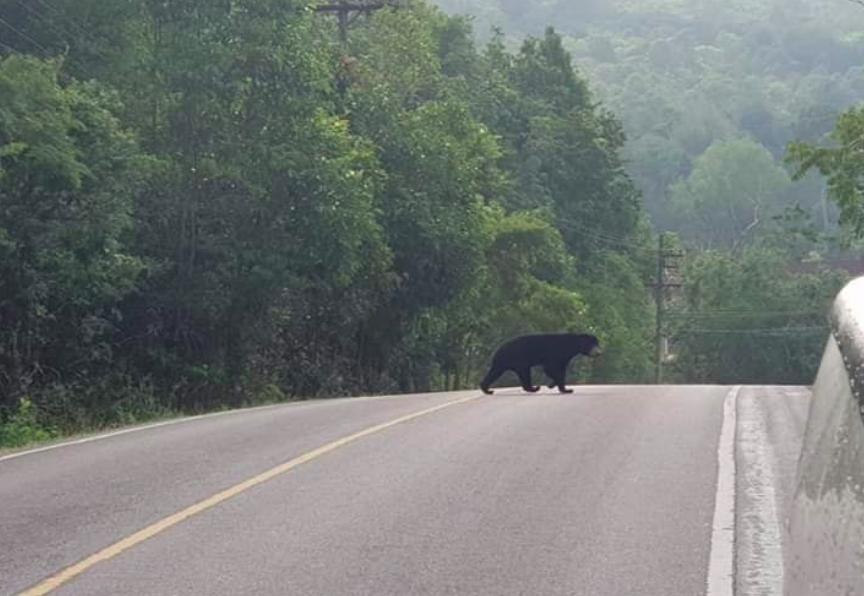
[480,365,505,395]
[516,367,540,393]
[543,364,558,389]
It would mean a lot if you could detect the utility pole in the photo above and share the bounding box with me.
[315,1,403,43]
[315,1,405,95]
[649,234,683,384]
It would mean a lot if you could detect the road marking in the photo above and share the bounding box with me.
[737,390,784,594]
[19,393,483,595]
[0,404,284,464]
[0,392,443,464]
[706,385,739,596]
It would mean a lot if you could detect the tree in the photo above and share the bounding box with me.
[473,28,644,261]
[433,209,588,389]
[670,138,791,249]
[113,0,393,404]
[0,56,144,409]
[788,106,864,238]
[346,7,507,391]
[0,1,664,436]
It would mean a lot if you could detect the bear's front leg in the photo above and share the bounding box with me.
[544,362,572,394]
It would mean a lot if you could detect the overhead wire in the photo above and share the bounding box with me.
[15,0,74,45]
[675,326,829,335]
[553,216,832,326]
[549,216,833,334]
[0,39,20,54]
[560,217,651,248]
[33,0,90,41]
[0,14,49,56]
[556,216,658,254]
[666,310,827,319]
[7,0,106,81]
[558,221,828,328]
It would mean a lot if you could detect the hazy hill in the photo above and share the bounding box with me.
[433,0,864,240]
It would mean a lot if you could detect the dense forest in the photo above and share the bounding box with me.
[435,0,863,378]
[0,0,859,444]
[434,0,864,235]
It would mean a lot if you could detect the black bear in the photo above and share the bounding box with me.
[479,333,601,395]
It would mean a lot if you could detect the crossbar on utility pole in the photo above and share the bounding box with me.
[315,1,401,43]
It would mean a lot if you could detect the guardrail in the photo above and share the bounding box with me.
[786,276,864,595]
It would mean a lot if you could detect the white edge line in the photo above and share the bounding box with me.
[0,403,283,464]
[0,391,474,464]
[706,385,739,596]
[737,390,784,594]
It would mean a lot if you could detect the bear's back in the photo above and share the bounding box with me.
[494,333,581,366]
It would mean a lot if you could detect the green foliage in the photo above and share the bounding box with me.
[669,138,792,249]
[0,55,144,409]
[11,0,853,440]
[486,210,571,294]
[433,0,864,243]
[482,211,587,339]
[671,248,847,384]
[428,0,864,386]
[788,106,864,238]
[0,1,657,428]
[25,375,169,433]
[578,253,655,382]
[430,208,592,389]
[0,399,56,448]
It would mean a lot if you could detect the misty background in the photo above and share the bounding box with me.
[434,0,864,242]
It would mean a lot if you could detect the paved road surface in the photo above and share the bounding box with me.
[0,386,809,595]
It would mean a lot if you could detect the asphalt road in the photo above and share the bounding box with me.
[0,386,809,595]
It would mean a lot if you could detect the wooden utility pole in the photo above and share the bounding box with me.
[649,234,683,384]
[315,1,403,43]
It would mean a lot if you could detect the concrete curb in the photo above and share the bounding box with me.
[785,277,864,595]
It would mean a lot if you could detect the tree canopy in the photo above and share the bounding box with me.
[0,0,658,442]
[0,0,858,443]
[433,0,864,243]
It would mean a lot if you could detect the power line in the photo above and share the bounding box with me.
[667,310,827,319]
[675,326,829,335]
[9,0,105,80]
[556,217,657,254]
[33,0,90,41]
[668,308,825,314]
[0,15,49,56]
[11,0,157,84]
[557,223,657,259]
[16,0,74,43]
[0,39,20,55]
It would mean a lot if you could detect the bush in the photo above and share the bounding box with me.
[0,398,56,448]
[24,376,171,435]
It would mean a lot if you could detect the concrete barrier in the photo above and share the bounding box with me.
[786,276,864,595]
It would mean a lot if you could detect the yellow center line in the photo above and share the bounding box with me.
[20,393,483,595]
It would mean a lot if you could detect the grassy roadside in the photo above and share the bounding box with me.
[0,401,200,457]
[0,396,300,456]
[0,390,418,456]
